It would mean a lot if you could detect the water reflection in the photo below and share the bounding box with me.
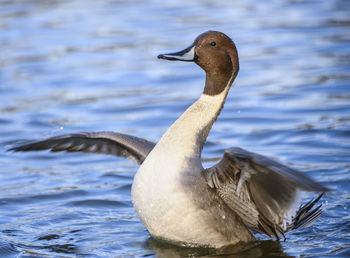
[148,238,291,258]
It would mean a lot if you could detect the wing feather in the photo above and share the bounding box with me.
[9,132,155,164]
[202,147,328,239]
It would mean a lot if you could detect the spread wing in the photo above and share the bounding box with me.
[9,132,155,164]
[202,147,328,239]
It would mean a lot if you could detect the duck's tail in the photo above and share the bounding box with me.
[287,192,325,232]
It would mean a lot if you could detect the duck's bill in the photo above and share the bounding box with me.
[157,44,195,62]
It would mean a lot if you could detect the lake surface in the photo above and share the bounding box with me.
[1,0,349,257]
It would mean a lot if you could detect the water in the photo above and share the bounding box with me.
[1,0,349,256]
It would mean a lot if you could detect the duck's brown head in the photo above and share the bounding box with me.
[158,31,239,95]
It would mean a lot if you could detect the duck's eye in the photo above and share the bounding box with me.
[210,41,216,47]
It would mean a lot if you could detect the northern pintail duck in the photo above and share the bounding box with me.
[10,31,328,248]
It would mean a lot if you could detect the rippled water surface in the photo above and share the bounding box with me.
[1,0,350,257]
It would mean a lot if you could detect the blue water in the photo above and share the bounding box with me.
[1,0,350,256]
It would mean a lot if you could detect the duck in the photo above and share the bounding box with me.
[10,31,328,248]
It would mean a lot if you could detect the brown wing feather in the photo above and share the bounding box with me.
[9,132,155,164]
[202,147,328,239]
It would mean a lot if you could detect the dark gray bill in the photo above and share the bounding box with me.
[157,44,195,62]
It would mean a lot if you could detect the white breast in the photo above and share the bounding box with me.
[131,91,233,246]
[132,147,202,242]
